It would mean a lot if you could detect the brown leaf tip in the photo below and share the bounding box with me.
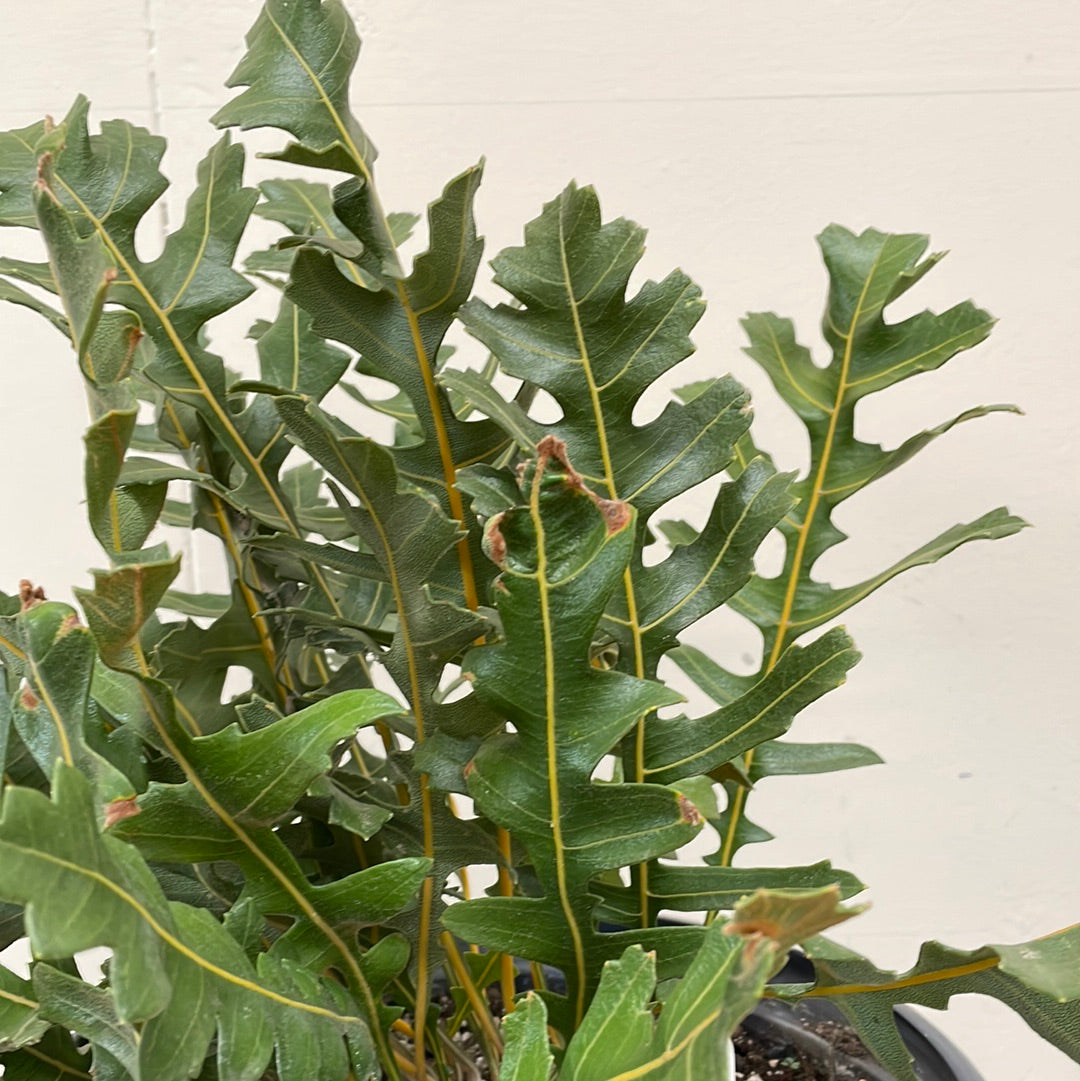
[724,917,783,940]
[535,434,587,490]
[34,153,58,199]
[18,580,46,611]
[676,792,703,826]
[533,436,632,534]
[596,497,632,535]
[103,796,141,829]
[18,681,40,710]
[483,513,508,569]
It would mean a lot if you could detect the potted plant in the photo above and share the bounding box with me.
[0,2,1076,1078]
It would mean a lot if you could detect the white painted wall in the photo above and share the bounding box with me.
[1,2,1078,1078]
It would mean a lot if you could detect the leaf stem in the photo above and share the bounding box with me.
[440,932,505,1055]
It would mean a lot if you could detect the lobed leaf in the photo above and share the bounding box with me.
[802,929,1080,1081]
[737,225,1026,662]
[457,439,704,1023]
[213,0,376,176]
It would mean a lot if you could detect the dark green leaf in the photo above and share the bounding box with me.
[803,929,1080,1081]
[644,628,860,785]
[213,0,376,176]
[460,440,703,1022]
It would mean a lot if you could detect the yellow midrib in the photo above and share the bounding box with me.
[800,955,999,998]
[28,652,75,768]
[0,984,38,1010]
[347,455,439,1070]
[602,996,732,1081]
[207,495,295,710]
[719,250,884,868]
[54,174,295,535]
[266,19,498,1070]
[134,682,391,1064]
[0,835,367,1027]
[55,160,357,702]
[398,281,481,611]
[23,1043,91,1080]
[556,198,655,928]
[531,455,588,1025]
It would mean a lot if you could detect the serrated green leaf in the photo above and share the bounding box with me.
[183,689,400,825]
[643,627,860,784]
[141,904,274,1081]
[560,946,657,1080]
[822,403,1022,500]
[213,0,376,176]
[84,413,167,555]
[12,602,136,803]
[159,589,231,619]
[645,861,865,913]
[733,507,1028,641]
[256,954,359,1081]
[309,775,393,841]
[32,965,138,1076]
[665,645,756,709]
[461,440,703,1023]
[803,928,1080,1081]
[34,180,164,558]
[154,582,276,734]
[438,368,543,453]
[3,764,402,1079]
[0,767,171,1021]
[456,462,524,520]
[634,460,795,652]
[738,226,1023,662]
[560,919,775,1081]
[0,277,67,334]
[461,181,740,525]
[75,555,181,669]
[0,258,55,299]
[285,163,505,525]
[245,533,383,585]
[274,397,488,736]
[255,179,416,251]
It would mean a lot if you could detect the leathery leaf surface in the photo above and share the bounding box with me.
[446,438,704,1027]
[543,890,855,1081]
[799,929,1080,1081]
[459,182,782,678]
[458,183,863,925]
[0,767,383,1081]
[734,225,1027,664]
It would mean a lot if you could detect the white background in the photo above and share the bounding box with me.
[0,2,1078,1078]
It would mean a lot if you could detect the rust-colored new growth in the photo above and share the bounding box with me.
[18,579,45,611]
